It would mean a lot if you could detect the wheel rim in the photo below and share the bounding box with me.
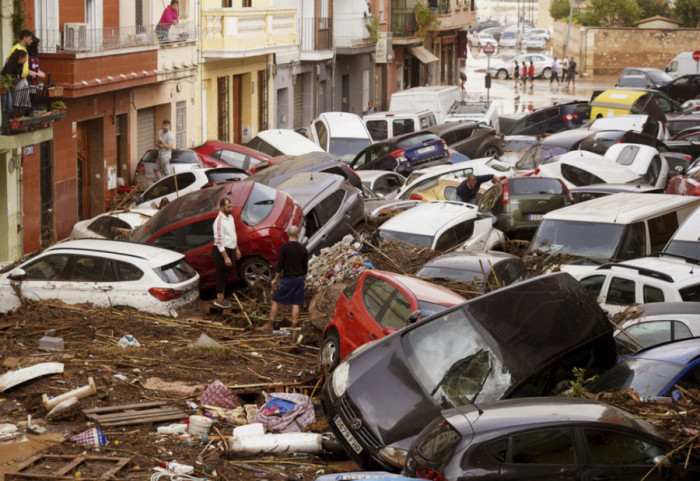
[321,339,338,371]
[482,147,500,157]
[497,70,507,80]
[243,260,271,284]
[542,68,551,79]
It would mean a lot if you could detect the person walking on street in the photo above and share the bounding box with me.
[561,56,569,86]
[157,0,179,43]
[459,70,467,97]
[264,226,308,331]
[550,57,559,86]
[155,119,175,180]
[211,198,241,309]
[513,61,519,89]
[456,174,502,204]
[567,56,577,88]
[528,61,535,88]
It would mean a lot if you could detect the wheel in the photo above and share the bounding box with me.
[479,145,503,158]
[541,67,552,79]
[320,331,341,374]
[496,69,508,80]
[239,256,272,286]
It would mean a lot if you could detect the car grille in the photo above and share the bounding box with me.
[339,397,383,449]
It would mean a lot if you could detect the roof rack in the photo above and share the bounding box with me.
[597,262,674,283]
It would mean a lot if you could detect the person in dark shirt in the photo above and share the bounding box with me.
[456,174,500,204]
[264,225,309,331]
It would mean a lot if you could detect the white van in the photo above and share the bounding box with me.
[663,205,700,260]
[665,52,700,79]
[389,86,462,123]
[529,193,700,276]
[245,129,324,157]
[362,110,437,141]
[308,112,373,164]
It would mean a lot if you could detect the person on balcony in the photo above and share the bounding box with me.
[157,0,179,43]
[27,36,47,112]
[2,49,31,117]
[7,30,33,80]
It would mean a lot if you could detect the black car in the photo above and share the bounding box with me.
[501,101,592,136]
[665,114,700,135]
[619,67,674,89]
[404,397,699,481]
[247,151,363,191]
[425,121,503,159]
[658,74,700,103]
[349,131,450,175]
[515,128,595,171]
[321,272,616,472]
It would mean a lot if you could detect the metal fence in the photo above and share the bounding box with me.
[300,17,333,52]
[1,83,55,133]
[391,11,418,38]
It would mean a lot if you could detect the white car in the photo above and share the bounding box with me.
[396,161,508,200]
[524,36,546,50]
[604,143,669,190]
[499,31,518,48]
[134,168,247,209]
[308,112,373,164]
[355,170,406,198]
[469,32,498,48]
[0,239,200,316]
[586,115,671,140]
[378,201,505,252]
[576,254,700,316]
[70,209,158,240]
[246,129,324,157]
[489,53,554,80]
[663,205,700,260]
[443,100,501,130]
[535,150,642,190]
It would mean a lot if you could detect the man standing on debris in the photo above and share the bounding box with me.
[264,226,308,332]
[456,174,502,205]
[155,119,175,180]
[212,198,241,309]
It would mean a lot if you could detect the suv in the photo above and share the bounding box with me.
[308,112,373,164]
[502,101,592,136]
[489,53,554,80]
[349,131,450,175]
[576,254,700,316]
[363,110,437,142]
[425,121,503,158]
[133,149,204,191]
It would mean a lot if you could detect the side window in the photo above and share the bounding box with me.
[186,219,215,248]
[219,150,249,170]
[584,429,666,466]
[618,222,646,260]
[316,191,344,225]
[420,114,436,129]
[644,155,662,186]
[315,121,328,149]
[648,213,679,253]
[579,275,606,297]
[379,290,411,329]
[366,120,388,141]
[453,126,475,142]
[23,254,72,280]
[441,132,457,145]
[643,285,664,303]
[343,278,360,300]
[362,277,395,321]
[444,186,458,201]
[151,219,214,253]
[143,176,176,201]
[435,229,458,251]
[680,284,700,302]
[510,429,576,464]
[452,220,475,242]
[617,321,672,354]
[373,176,391,196]
[117,262,144,281]
[393,118,415,136]
[561,164,604,187]
[606,277,636,305]
[71,256,116,282]
[484,438,507,463]
[677,364,700,391]
[386,174,405,189]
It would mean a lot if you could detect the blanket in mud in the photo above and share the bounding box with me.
[254,392,315,433]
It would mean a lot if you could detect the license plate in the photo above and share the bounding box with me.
[417,145,435,155]
[334,415,363,454]
[528,214,544,221]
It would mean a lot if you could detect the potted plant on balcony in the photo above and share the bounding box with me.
[51,100,67,112]
[414,2,441,43]
[365,16,380,43]
[48,85,64,97]
[0,73,17,95]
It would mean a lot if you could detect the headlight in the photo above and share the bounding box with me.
[378,446,408,468]
[331,361,350,398]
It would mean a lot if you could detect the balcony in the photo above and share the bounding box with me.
[201,8,297,59]
[391,10,419,38]
[300,17,333,56]
[436,1,475,30]
[1,84,66,136]
[334,15,374,51]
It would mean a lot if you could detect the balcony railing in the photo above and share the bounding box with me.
[391,10,419,38]
[334,16,372,48]
[201,8,297,55]
[36,23,197,54]
[1,82,66,135]
[300,17,333,52]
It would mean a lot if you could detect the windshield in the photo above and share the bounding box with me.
[588,358,682,397]
[417,265,486,284]
[516,145,568,170]
[329,138,372,163]
[380,229,434,249]
[664,240,699,261]
[240,183,278,226]
[530,219,625,264]
[647,70,673,84]
[403,307,512,408]
[418,301,455,317]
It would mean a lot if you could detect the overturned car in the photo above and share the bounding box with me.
[321,272,616,472]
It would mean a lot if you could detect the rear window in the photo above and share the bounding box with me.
[510,178,564,195]
[155,259,198,283]
[380,229,434,249]
[405,418,462,477]
[398,133,439,148]
[516,145,568,170]
[241,183,278,226]
[680,284,700,302]
[206,170,246,184]
[561,164,605,187]
[171,150,200,164]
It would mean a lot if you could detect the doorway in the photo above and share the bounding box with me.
[233,74,243,144]
[217,76,230,142]
[341,74,350,112]
[39,141,54,248]
[76,118,105,220]
[116,114,128,185]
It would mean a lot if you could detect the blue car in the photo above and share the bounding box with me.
[589,338,700,400]
[349,132,450,176]
[315,473,407,481]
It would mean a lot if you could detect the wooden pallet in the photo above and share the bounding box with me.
[5,454,130,480]
[83,401,185,427]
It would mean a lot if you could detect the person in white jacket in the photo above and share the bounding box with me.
[211,198,241,308]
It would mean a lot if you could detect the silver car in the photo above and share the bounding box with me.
[489,53,554,80]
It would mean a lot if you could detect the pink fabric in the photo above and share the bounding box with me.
[254,392,316,433]
[200,380,244,409]
[159,5,179,28]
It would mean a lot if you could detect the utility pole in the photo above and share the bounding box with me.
[564,0,574,59]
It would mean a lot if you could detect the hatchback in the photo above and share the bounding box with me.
[309,112,373,163]
[658,74,700,103]
[131,180,303,289]
[478,177,573,239]
[619,67,674,89]
[534,151,642,190]
[404,397,698,481]
[192,140,273,171]
[416,250,527,290]
[320,270,465,371]
[0,239,200,316]
[133,149,204,191]
[514,128,596,172]
[349,131,450,175]
[425,121,503,159]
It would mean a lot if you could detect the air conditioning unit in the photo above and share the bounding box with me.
[64,23,88,51]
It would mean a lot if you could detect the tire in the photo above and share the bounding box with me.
[320,331,341,374]
[239,256,272,286]
[541,67,552,79]
[496,69,508,80]
[479,145,503,158]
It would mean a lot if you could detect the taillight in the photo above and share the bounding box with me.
[502,181,510,204]
[563,113,579,121]
[136,164,144,173]
[409,192,423,200]
[148,288,184,301]
[389,149,406,159]
[440,139,447,148]
[695,185,700,197]
[416,467,447,481]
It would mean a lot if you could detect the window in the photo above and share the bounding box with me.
[585,429,666,466]
[218,150,249,170]
[72,256,116,282]
[419,114,436,129]
[88,217,132,239]
[23,255,71,280]
[452,126,475,142]
[561,164,604,187]
[484,438,507,462]
[343,278,360,300]
[644,155,662,186]
[241,183,277,226]
[154,259,198,283]
[478,185,502,211]
[315,191,344,225]
[143,173,197,202]
[379,290,411,329]
[510,178,564,195]
[435,229,458,251]
[580,275,606,297]
[606,277,636,305]
[117,262,143,281]
[453,220,475,242]
[643,285,664,303]
[677,364,700,391]
[617,222,646,260]
[315,121,328,150]
[366,120,388,141]
[616,320,692,355]
[362,277,394,321]
[680,284,700,302]
[510,429,576,464]
[374,175,403,196]
[648,213,678,253]
[393,119,415,136]
[152,218,214,253]
[444,186,458,201]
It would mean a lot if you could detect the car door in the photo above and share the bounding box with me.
[59,254,118,308]
[15,253,73,303]
[582,428,669,481]
[499,428,581,481]
[111,260,147,310]
[346,275,397,351]
[306,190,345,255]
[599,275,637,316]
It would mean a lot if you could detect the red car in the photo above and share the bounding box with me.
[320,270,466,371]
[666,167,700,197]
[192,140,273,171]
[131,180,303,290]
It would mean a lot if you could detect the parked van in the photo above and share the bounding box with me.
[590,89,666,123]
[362,110,437,141]
[665,52,700,79]
[528,193,700,276]
[308,112,373,164]
[663,205,700,260]
[389,86,462,123]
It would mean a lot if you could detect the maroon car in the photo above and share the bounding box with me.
[192,140,273,171]
[666,167,700,197]
[131,180,304,290]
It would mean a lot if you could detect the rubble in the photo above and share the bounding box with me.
[306,239,369,292]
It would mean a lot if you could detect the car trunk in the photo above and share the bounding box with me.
[512,193,568,223]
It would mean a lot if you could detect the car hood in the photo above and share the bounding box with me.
[341,272,615,448]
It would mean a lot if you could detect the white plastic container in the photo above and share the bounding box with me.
[157,423,189,434]
[229,432,323,454]
[232,423,265,437]
[188,415,214,435]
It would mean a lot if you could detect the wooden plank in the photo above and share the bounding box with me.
[54,456,86,476]
[5,454,131,480]
[83,401,167,414]
[88,410,184,423]
[96,413,186,427]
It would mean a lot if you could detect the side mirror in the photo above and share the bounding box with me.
[8,268,26,280]
[407,310,422,325]
[653,455,672,469]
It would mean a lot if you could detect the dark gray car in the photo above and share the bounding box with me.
[424,121,504,159]
[275,173,364,256]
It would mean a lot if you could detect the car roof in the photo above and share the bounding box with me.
[633,337,700,364]
[569,183,661,194]
[617,254,700,283]
[248,152,342,184]
[380,201,477,236]
[552,151,641,183]
[45,239,184,266]
[636,301,700,317]
[669,206,700,241]
[275,172,345,209]
[426,120,482,134]
[543,193,700,224]
[253,130,324,155]
[368,270,466,305]
[420,250,519,271]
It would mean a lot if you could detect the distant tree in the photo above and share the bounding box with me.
[673,0,700,26]
[550,0,571,20]
[589,0,643,26]
[637,0,672,18]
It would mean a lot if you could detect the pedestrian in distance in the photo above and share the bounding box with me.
[155,119,175,180]
[550,56,559,86]
[513,61,519,89]
[456,174,502,204]
[459,70,467,97]
[521,61,527,88]
[156,0,179,43]
[528,61,535,88]
[364,100,376,116]
[561,56,569,85]
[211,198,241,309]
[264,226,309,332]
[567,56,577,88]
